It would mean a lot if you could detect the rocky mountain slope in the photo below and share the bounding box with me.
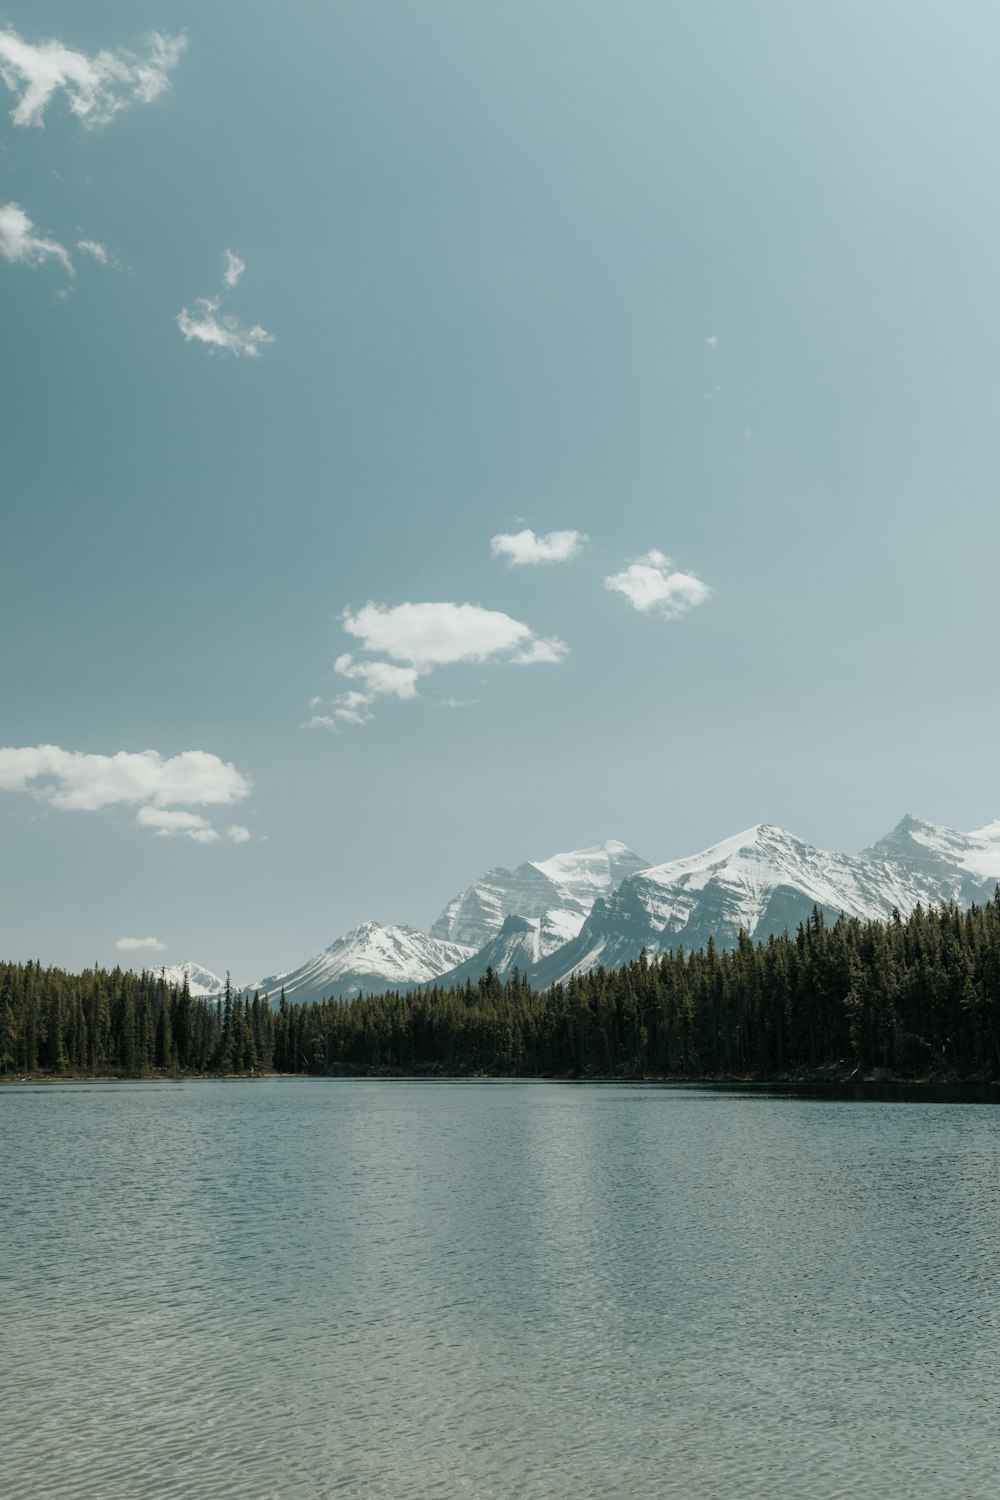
[430,840,650,949]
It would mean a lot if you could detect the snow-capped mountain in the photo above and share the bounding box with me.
[146,961,228,998]
[250,922,474,1005]
[530,817,1000,989]
[160,816,1000,1009]
[862,814,1000,889]
[430,840,650,949]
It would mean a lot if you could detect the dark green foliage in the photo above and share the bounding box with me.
[4,891,1000,1081]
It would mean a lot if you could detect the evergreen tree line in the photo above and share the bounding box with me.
[4,893,1000,1081]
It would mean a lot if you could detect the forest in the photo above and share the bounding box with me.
[3,893,1000,1083]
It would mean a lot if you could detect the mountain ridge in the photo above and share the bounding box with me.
[143,819,1000,1006]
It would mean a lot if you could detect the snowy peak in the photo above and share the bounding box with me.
[533,839,652,908]
[146,961,228,997]
[864,815,1000,885]
[252,922,474,1005]
[637,823,869,918]
[430,840,649,949]
[154,815,1000,1012]
[533,816,1000,989]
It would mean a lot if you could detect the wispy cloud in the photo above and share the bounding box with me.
[0,27,186,129]
[490,528,587,567]
[177,302,273,357]
[76,238,107,264]
[605,550,712,619]
[509,636,568,664]
[0,200,73,274]
[307,601,568,727]
[222,249,245,289]
[705,335,718,348]
[177,249,273,358]
[0,744,253,842]
[116,936,166,952]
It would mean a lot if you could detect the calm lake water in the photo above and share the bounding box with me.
[3,1079,1000,1498]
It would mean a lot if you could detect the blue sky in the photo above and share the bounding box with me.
[2,1,999,979]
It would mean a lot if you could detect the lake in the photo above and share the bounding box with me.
[3,1078,999,1498]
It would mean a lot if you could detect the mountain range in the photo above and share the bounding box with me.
[148,817,1000,1006]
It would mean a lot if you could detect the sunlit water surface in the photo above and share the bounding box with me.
[3,1079,1000,1498]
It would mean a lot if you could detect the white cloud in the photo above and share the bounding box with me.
[222,249,245,289]
[116,936,166,952]
[0,745,250,810]
[605,550,712,619]
[342,601,552,667]
[227,825,252,843]
[134,807,220,842]
[0,201,73,274]
[333,655,422,699]
[0,744,252,842]
[510,636,570,665]
[177,298,273,358]
[490,528,587,567]
[304,658,422,727]
[705,335,718,348]
[310,601,568,728]
[177,252,271,358]
[76,238,107,264]
[0,27,186,129]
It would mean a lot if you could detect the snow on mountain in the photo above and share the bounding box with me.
[530,819,1000,989]
[152,817,1000,1010]
[145,961,228,998]
[431,908,587,989]
[250,922,475,1005]
[862,814,1000,888]
[430,840,650,949]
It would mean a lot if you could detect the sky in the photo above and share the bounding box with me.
[2,0,999,980]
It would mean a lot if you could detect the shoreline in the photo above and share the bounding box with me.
[5,1068,1000,1097]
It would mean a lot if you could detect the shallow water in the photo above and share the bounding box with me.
[3,1078,1000,1498]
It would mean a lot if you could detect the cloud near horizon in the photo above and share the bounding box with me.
[306,601,569,727]
[0,26,187,129]
[490,528,587,566]
[0,744,253,842]
[0,201,73,275]
[116,936,166,952]
[605,549,712,619]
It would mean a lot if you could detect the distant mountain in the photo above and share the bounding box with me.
[430,840,650,949]
[173,816,1000,1008]
[250,922,474,1005]
[530,818,1000,989]
[147,961,228,998]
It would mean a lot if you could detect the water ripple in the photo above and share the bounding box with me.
[2,1080,1000,1497]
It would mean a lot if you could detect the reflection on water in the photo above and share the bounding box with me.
[3,1079,1000,1498]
